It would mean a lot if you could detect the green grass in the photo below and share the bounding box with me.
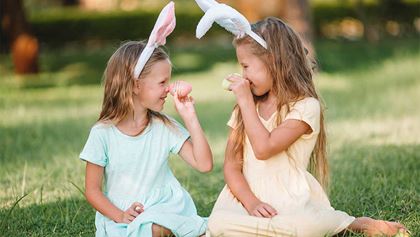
[0,38,419,236]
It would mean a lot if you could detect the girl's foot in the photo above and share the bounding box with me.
[349,217,409,237]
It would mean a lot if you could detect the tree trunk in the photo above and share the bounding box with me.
[233,0,315,58]
[1,0,39,74]
[281,0,315,58]
[62,0,80,6]
[234,0,262,22]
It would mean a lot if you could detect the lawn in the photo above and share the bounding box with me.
[0,38,419,236]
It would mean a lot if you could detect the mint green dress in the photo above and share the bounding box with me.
[80,116,207,237]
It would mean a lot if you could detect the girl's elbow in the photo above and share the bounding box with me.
[254,150,271,160]
[198,161,213,173]
[254,145,286,160]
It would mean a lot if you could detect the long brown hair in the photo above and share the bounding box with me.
[231,17,329,189]
[98,41,172,126]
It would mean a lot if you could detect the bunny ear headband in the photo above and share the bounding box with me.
[133,1,176,79]
[195,0,267,49]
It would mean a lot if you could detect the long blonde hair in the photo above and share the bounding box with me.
[231,17,329,189]
[98,41,171,126]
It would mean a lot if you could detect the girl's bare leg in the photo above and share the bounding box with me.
[347,217,409,236]
[151,224,173,237]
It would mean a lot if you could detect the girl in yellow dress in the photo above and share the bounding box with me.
[206,17,408,237]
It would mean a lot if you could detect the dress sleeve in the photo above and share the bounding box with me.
[168,118,191,154]
[227,109,239,129]
[284,97,321,138]
[79,126,108,167]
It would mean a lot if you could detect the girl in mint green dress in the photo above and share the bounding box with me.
[80,37,213,237]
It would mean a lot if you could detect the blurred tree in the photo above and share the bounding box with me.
[234,0,315,57]
[354,0,379,42]
[79,0,139,11]
[62,0,80,6]
[355,0,410,41]
[1,0,39,74]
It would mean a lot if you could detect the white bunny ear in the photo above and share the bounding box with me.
[194,0,267,49]
[196,4,249,38]
[134,1,176,79]
[148,1,176,46]
[195,0,218,12]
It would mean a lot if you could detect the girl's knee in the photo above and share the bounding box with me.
[151,224,173,237]
[208,212,230,235]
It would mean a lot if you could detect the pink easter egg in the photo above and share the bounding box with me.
[168,81,192,97]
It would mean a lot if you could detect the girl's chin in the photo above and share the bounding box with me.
[151,99,165,111]
[150,106,164,112]
[252,89,271,99]
[251,88,267,97]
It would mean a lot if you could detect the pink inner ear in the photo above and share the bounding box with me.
[155,4,176,45]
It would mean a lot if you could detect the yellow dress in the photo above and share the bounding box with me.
[207,97,355,237]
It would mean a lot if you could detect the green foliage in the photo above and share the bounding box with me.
[26,2,420,46]
[28,8,220,46]
[0,38,419,236]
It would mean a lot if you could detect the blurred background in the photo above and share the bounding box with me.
[1,0,419,236]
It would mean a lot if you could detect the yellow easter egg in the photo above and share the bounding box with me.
[222,78,231,91]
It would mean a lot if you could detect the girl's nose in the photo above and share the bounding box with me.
[164,85,170,93]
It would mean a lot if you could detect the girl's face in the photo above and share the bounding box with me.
[134,59,171,112]
[236,43,272,96]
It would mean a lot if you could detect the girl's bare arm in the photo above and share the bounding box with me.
[85,162,142,223]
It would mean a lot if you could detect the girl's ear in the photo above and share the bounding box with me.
[133,79,141,95]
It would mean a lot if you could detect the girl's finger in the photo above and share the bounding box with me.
[173,92,181,106]
[229,82,238,92]
[263,205,277,216]
[132,202,143,209]
[127,215,134,222]
[253,210,263,218]
[129,209,139,217]
[227,74,242,82]
[257,207,271,218]
[134,206,144,213]
[130,203,143,213]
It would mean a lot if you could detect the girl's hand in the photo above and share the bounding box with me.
[118,202,144,224]
[246,200,278,218]
[226,74,253,107]
[173,92,196,120]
